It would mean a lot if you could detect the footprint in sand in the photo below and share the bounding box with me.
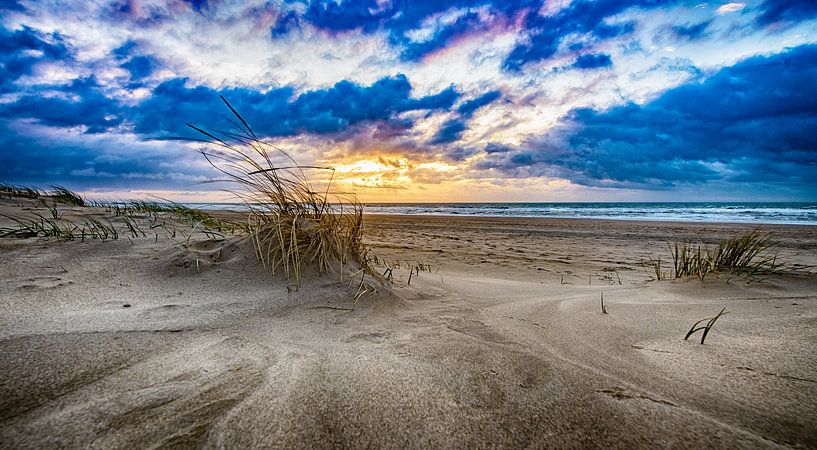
[442,317,511,345]
[15,275,73,290]
[139,303,191,319]
[343,330,392,344]
[597,386,677,407]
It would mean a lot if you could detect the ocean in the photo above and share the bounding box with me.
[190,202,817,225]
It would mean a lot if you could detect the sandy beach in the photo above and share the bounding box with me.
[1,199,816,448]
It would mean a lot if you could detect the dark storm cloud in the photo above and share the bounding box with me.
[133,74,460,137]
[430,119,467,144]
[445,146,478,162]
[121,55,157,80]
[281,1,682,69]
[270,10,302,37]
[297,0,537,35]
[456,90,502,117]
[0,129,213,192]
[406,85,461,110]
[755,0,817,25]
[112,40,158,80]
[182,0,210,12]
[1,72,459,136]
[571,53,613,70]
[0,0,24,11]
[480,45,817,188]
[292,0,725,71]
[502,0,679,72]
[0,77,124,133]
[668,20,711,41]
[0,72,461,186]
[396,11,487,61]
[275,1,817,72]
[112,40,138,59]
[292,0,535,61]
[0,25,71,92]
[485,143,512,154]
[427,89,502,146]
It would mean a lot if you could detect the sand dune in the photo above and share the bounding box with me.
[1,201,816,448]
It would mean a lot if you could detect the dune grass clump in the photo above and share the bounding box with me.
[0,183,42,199]
[708,230,778,277]
[0,214,119,241]
[185,96,380,292]
[644,230,780,282]
[2,193,236,243]
[89,199,247,235]
[1,183,86,206]
[48,186,85,206]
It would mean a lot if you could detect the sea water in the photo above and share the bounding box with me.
[189,202,817,225]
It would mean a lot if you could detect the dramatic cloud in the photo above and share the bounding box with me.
[480,45,817,191]
[502,0,669,72]
[134,75,460,137]
[0,0,816,200]
[298,0,533,61]
[282,0,666,69]
[0,25,70,92]
[0,118,209,192]
[0,77,124,133]
[1,73,459,137]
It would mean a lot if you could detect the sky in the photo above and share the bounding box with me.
[1,0,816,203]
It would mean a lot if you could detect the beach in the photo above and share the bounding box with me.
[1,199,816,448]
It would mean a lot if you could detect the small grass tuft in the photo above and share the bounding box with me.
[684,307,728,344]
[642,256,670,280]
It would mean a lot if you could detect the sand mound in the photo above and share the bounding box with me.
[162,234,379,299]
[165,236,258,274]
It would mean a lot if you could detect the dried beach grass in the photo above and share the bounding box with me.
[643,229,780,282]
[186,96,381,293]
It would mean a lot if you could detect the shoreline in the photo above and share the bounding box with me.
[178,201,817,226]
[202,207,817,227]
[207,209,817,227]
[363,212,817,227]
